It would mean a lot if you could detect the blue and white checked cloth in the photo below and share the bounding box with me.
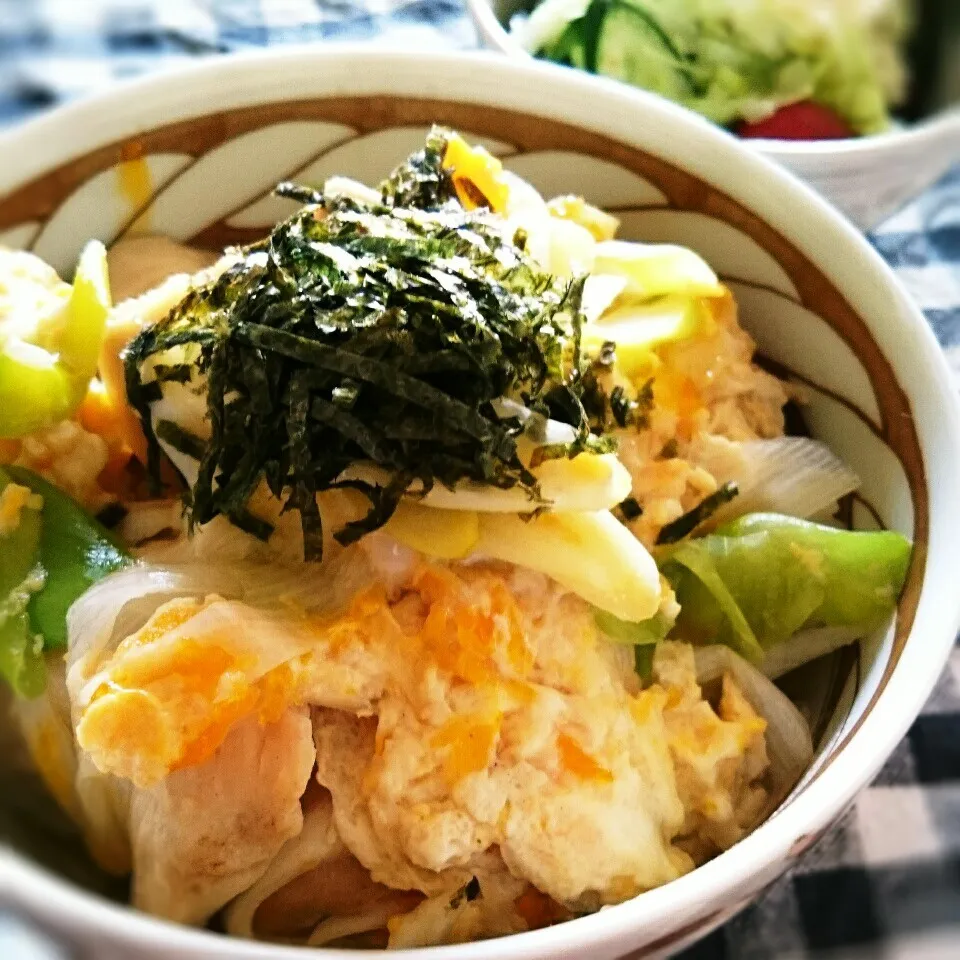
[0,2,957,958]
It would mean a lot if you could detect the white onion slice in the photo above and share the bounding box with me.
[510,0,591,54]
[308,906,403,948]
[224,794,343,939]
[66,553,376,703]
[67,566,202,687]
[581,273,628,323]
[695,645,813,810]
[476,510,661,622]
[760,626,864,680]
[490,398,578,446]
[342,452,631,514]
[119,500,184,546]
[709,437,860,528]
[322,175,381,206]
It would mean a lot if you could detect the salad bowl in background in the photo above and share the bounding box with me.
[1,47,960,960]
[469,0,960,230]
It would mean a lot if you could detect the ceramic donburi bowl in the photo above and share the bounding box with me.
[1,47,959,960]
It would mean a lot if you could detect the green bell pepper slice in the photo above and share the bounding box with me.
[7,466,129,650]
[0,468,46,696]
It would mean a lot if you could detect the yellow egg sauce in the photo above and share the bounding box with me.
[116,141,153,235]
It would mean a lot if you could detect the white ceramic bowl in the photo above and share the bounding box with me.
[468,0,960,231]
[1,47,960,960]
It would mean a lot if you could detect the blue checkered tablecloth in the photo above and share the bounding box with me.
[0,2,958,958]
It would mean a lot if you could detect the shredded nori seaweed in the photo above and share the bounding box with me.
[125,127,614,560]
[449,876,482,909]
[616,496,643,522]
[655,481,739,545]
[155,419,207,461]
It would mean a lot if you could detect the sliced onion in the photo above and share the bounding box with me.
[695,645,813,810]
[546,216,596,278]
[119,500,184,546]
[476,509,661,623]
[67,566,199,686]
[66,552,377,706]
[581,273,628,323]
[510,0,591,55]
[308,906,402,948]
[341,453,631,514]
[760,626,864,680]
[224,795,343,939]
[490,398,577,446]
[323,175,381,206]
[709,437,860,528]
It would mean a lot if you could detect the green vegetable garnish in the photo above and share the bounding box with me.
[594,608,672,646]
[0,470,46,697]
[6,467,129,650]
[0,241,111,438]
[633,644,656,684]
[0,467,129,697]
[519,0,908,136]
[660,512,912,661]
[126,129,613,559]
[594,608,674,684]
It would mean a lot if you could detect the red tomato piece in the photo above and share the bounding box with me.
[737,101,855,141]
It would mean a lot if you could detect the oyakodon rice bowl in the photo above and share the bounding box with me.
[0,50,958,960]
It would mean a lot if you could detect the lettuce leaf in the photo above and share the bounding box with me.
[660,513,911,661]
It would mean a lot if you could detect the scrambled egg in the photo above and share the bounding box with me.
[70,544,770,935]
[614,294,789,547]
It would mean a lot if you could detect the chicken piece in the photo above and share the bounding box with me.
[312,708,450,895]
[68,550,397,791]
[225,781,397,941]
[128,707,315,925]
[74,597,313,788]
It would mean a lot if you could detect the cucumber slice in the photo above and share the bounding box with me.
[595,3,693,99]
[542,0,607,71]
[544,20,588,67]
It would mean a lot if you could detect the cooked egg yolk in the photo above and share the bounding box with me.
[556,732,613,784]
[442,135,509,214]
[412,566,533,686]
[431,712,502,785]
[76,598,298,788]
